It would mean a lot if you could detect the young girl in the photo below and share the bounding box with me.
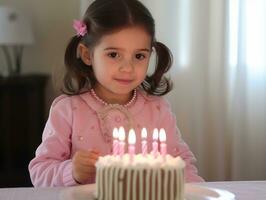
[29,0,204,187]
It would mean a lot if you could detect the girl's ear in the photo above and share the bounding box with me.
[77,43,92,66]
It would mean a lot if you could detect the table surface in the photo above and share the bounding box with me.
[0,181,266,200]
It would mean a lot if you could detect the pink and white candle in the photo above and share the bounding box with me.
[128,129,136,163]
[152,128,159,158]
[141,128,148,156]
[159,128,167,161]
[112,128,119,156]
[118,126,125,158]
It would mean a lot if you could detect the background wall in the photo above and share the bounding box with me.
[0,0,80,110]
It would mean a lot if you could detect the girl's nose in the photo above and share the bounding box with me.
[119,59,134,72]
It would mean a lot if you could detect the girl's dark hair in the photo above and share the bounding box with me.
[63,0,172,96]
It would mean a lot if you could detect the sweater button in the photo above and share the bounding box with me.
[115,116,121,122]
[78,136,84,141]
[173,147,178,154]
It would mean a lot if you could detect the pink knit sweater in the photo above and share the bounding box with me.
[29,89,204,187]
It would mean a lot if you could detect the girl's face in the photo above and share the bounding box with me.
[90,26,152,104]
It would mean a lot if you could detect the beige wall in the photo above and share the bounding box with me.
[1,0,79,75]
[1,0,80,113]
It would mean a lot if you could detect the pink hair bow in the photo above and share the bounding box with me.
[73,19,87,37]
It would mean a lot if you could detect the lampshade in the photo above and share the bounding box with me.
[0,6,34,45]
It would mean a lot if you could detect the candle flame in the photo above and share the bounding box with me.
[159,128,166,142]
[118,126,125,141]
[141,128,147,139]
[113,127,119,138]
[153,128,159,140]
[128,129,136,144]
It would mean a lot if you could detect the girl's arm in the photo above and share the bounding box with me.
[28,96,77,187]
[158,98,204,183]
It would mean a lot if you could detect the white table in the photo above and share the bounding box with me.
[0,181,266,200]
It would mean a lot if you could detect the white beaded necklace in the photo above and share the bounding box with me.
[90,88,137,108]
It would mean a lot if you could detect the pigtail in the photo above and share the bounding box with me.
[141,41,173,96]
[62,36,95,95]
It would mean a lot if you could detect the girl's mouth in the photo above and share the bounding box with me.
[114,78,133,85]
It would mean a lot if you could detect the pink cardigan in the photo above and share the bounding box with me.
[29,89,204,187]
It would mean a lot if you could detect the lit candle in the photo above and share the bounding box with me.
[128,129,136,163]
[141,128,148,156]
[159,128,167,161]
[118,126,125,158]
[152,128,159,158]
[112,127,119,156]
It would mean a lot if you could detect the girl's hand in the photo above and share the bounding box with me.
[72,149,100,184]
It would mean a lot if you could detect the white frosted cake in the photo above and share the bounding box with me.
[95,153,185,200]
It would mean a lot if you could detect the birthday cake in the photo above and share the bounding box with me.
[96,154,185,200]
[95,153,185,200]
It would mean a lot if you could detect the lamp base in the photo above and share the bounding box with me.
[1,45,23,77]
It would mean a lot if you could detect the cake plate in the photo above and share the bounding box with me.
[185,183,235,200]
[60,183,235,200]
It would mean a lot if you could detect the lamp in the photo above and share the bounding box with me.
[0,6,34,76]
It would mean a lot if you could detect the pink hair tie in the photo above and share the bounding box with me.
[73,19,87,37]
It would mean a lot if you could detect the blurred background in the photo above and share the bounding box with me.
[0,0,265,187]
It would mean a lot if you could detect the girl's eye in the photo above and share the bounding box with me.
[135,53,146,60]
[108,52,119,58]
